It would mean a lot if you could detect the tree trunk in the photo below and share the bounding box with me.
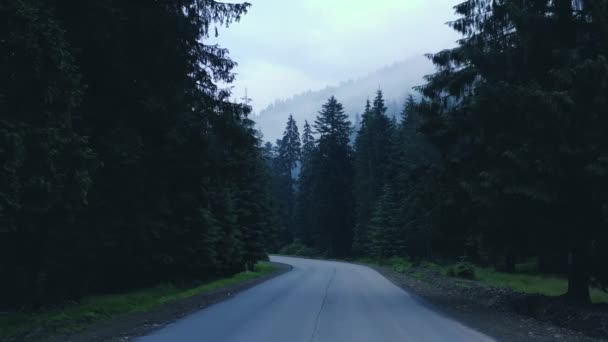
[566,246,591,304]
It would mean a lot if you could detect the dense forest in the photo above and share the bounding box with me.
[266,0,608,304]
[2,0,608,312]
[0,0,275,308]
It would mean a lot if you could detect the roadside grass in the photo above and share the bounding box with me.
[278,242,322,258]
[475,267,566,296]
[288,253,608,304]
[366,257,608,304]
[473,267,608,304]
[0,262,276,340]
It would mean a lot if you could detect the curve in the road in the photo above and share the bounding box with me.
[136,256,494,342]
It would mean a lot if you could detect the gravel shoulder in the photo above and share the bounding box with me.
[371,264,607,342]
[41,262,291,342]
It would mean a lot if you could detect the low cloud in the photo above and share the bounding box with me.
[215,0,461,111]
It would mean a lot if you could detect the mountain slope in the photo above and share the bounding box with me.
[255,55,433,142]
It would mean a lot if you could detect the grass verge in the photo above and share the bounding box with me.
[0,261,276,340]
[473,267,608,304]
[360,257,608,304]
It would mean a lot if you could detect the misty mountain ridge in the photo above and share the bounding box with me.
[255,55,434,142]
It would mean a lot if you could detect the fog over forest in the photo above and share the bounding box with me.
[255,55,433,142]
[212,0,460,141]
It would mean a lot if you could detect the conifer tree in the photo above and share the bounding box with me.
[0,0,277,307]
[270,115,302,243]
[278,114,301,176]
[294,121,317,244]
[310,97,355,257]
[301,120,316,160]
[419,0,608,302]
[352,91,395,255]
[368,185,404,259]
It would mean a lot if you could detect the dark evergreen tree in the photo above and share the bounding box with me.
[276,115,301,241]
[0,0,100,305]
[0,0,276,308]
[352,91,395,255]
[310,96,355,257]
[295,121,317,244]
[391,97,439,259]
[278,114,301,176]
[261,116,303,247]
[368,185,404,260]
[417,0,608,302]
[301,121,316,159]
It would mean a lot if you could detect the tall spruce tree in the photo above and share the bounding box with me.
[0,0,100,305]
[278,115,301,176]
[368,185,404,259]
[295,121,316,244]
[0,0,276,307]
[310,96,355,257]
[271,115,302,243]
[352,91,395,255]
[301,120,316,160]
[419,0,608,302]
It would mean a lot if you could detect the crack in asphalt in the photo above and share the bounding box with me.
[310,267,336,342]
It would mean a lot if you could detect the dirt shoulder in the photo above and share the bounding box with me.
[39,262,291,342]
[371,264,607,342]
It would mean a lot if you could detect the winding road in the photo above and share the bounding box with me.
[136,256,494,342]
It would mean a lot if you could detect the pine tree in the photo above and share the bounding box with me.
[419,0,608,302]
[352,90,395,255]
[368,185,404,260]
[301,120,315,160]
[278,114,301,176]
[295,121,317,244]
[0,0,99,305]
[310,96,355,257]
[269,115,302,244]
[234,128,274,271]
[392,97,439,259]
[0,0,278,307]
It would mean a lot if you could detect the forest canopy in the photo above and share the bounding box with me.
[265,0,608,304]
[0,0,273,308]
[1,0,607,310]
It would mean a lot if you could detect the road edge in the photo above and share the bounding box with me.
[48,262,292,342]
[274,256,601,342]
[368,264,602,342]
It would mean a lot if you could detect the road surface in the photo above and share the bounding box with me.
[137,256,494,342]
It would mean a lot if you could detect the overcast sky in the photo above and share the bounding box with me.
[214,0,461,112]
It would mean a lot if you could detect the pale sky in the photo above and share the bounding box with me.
[213,0,461,112]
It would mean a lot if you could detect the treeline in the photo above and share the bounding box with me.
[265,98,354,257]
[268,0,608,303]
[0,0,274,308]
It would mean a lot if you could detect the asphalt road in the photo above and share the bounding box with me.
[136,256,494,342]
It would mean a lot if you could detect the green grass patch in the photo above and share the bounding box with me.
[419,261,448,275]
[353,256,380,265]
[354,256,413,272]
[411,270,426,280]
[278,242,322,258]
[472,267,608,304]
[591,289,608,304]
[386,257,412,273]
[361,256,608,304]
[0,262,276,340]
